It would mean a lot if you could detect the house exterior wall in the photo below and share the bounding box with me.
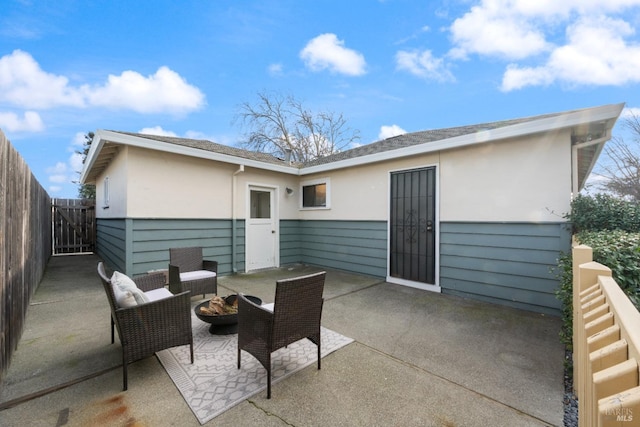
[440,222,569,315]
[94,130,572,314]
[440,129,572,222]
[96,217,245,277]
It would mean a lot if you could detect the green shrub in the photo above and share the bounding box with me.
[555,195,640,349]
[567,194,640,233]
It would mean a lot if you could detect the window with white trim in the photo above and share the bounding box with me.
[301,178,330,209]
[103,176,110,209]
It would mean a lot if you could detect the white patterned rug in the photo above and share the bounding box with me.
[156,313,353,425]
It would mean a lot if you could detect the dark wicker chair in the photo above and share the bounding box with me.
[169,247,218,298]
[97,262,194,391]
[237,271,326,398]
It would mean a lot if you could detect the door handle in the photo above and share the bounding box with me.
[272,230,276,234]
[426,221,433,232]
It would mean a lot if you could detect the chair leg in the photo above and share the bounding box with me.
[237,349,241,369]
[122,358,128,391]
[111,317,115,344]
[317,342,321,370]
[190,343,194,364]
[266,354,272,399]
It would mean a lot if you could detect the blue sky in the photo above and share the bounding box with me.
[2,0,640,198]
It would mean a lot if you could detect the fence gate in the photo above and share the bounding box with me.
[52,198,95,254]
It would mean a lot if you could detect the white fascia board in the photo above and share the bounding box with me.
[87,130,299,176]
[79,131,106,184]
[300,103,625,176]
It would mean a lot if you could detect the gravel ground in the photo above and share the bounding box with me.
[563,349,578,427]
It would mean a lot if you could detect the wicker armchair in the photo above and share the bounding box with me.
[237,271,326,398]
[97,262,194,391]
[169,246,218,298]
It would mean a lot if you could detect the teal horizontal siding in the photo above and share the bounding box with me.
[130,218,244,276]
[96,219,127,272]
[97,218,244,277]
[296,220,387,278]
[280,220,301,265]
[440,222,570,315]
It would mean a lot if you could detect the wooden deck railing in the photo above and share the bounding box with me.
[573,244,640,426]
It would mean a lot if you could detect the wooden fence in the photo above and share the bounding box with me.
[573,244,640,426]
[52,198,95,254]
[0,131,52,382]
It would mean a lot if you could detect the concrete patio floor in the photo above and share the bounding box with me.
[0,254,564,426]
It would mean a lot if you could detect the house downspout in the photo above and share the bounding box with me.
[232,164,244,273]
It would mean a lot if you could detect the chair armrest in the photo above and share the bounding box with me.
[203,260,218,273]
[168,264,182,294]
[133,272,166,292]
[115,291,192,340]
[238,294,273,340]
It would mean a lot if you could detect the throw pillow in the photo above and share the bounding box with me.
[111,271,150,305]
[111,271,137,291]
[112,284,137,308]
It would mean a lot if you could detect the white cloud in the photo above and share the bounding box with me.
[139,126,178,136]
[396,49,455,82]
[501,15,640,91]
[86,67,205,114]
[445,1,640,90]
[46,162,67,174]
[0,50,205,114]
[300,33,366,76]
[48,185,62,194]
[72,131,87,148]
[379,125,407,140]
[622,107,640,118]
[0,110,44,132]
[268,63,283,76]
[69,151,84,174]
[0,50,85,108]
[47,161,70,184]
[449,3,550,60]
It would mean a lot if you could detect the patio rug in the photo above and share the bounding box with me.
[156,317,353,424]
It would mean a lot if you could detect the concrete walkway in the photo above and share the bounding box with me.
[0,254,564,426]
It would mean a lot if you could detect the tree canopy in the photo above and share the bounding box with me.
[76,132,95,200]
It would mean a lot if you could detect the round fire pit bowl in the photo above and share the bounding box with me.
[194,295,262,335]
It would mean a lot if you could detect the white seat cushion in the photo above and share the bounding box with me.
[262,303,274,312]
[179,270,217,282]
[144,288,174,302]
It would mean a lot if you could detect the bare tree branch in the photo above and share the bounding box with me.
[234,91,360,162]
[597,112,640,201]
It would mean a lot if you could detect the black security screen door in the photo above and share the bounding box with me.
[390,167,436,284]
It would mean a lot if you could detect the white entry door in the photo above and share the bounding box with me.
[246,187,278,271]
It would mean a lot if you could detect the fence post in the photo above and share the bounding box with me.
[576,262,612,427]
[573,244,593,395]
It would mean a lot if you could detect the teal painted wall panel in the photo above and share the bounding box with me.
[440,222,570,314]
[129,218,245,276]
[98,218,244,277]
[96,219,127,272]
[297,220,387,277]
[280,220,301,266]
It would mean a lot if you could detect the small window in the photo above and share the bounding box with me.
[250,190,271,218]
[103,176,110,208]
[301,178,330,209]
